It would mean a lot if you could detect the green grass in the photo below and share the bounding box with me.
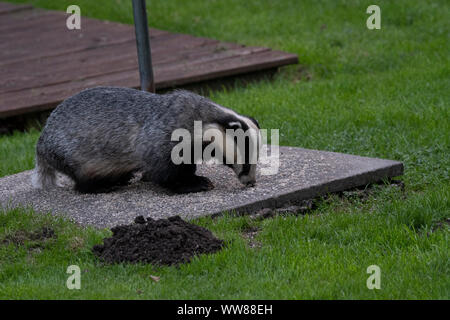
[1,187,448,299]
[1,0,449,299]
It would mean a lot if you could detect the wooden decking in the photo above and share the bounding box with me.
[0,2,298,119]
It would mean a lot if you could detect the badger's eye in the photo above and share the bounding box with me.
[227,121,241,130]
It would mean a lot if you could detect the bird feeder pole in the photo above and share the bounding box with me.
[132,0,155,92]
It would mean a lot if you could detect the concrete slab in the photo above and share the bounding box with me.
[0,146,403,228]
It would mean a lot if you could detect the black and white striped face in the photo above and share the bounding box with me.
[229,117,261,187]
[208,104,261,187]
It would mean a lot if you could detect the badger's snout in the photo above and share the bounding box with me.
[238,173,256,187]
[233,164,257,187]
[245,180,256,187]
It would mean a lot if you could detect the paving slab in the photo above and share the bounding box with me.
[0,146,403,228]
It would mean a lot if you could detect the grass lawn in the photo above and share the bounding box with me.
[0,0,449,299]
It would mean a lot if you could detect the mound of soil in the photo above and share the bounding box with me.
[92,216,224,265]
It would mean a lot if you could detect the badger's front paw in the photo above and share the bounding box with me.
[170,175,214,194]
[193,176,215,191]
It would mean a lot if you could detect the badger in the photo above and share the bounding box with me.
[32,86,261,194]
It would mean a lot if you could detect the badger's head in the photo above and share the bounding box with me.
[204,109,261,187]
[226,116,261,187]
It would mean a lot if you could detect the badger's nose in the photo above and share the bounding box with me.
[238,174,256,187]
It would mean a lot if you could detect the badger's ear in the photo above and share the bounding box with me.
[248,116,260,129]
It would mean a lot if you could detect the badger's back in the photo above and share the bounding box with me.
[39,87,171,158]
[41,87,165,143]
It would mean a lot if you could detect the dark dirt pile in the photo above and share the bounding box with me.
[92,215,224,265]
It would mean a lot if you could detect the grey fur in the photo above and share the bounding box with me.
[33,86,260,193]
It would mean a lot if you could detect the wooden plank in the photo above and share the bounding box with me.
[152,41,243,66]
[156,50,299,87]
[0,2,32,15]
[0,7,166,45]
[0,29,171,61]
[0,33,222,93]
[157,46,269,71]
[0,2,298,119]
[0,7,167,65]
[0,19,133,62]
[0,33,192,78]
[0,41,241,94]
[0,23,169,66]
[0,46,270,100]
[0,9,58,32]
[0,50,298,118]
[0,70,141,118]
[0,35,229,79]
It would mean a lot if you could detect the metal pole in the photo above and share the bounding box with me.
[132,0,155,92]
